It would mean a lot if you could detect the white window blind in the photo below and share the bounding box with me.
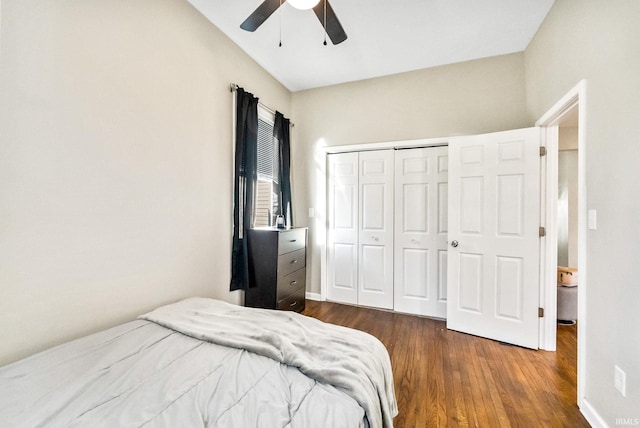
[257,117,279,184]
[254,107,281,227]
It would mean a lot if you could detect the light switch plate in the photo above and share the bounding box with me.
[308,208,315,218]
[588,209,597,230]
[615,365,626,397]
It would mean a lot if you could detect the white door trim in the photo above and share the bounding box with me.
[535,80,588,407]
[538,125,559,350]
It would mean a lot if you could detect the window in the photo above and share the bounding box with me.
[254,107,281,227]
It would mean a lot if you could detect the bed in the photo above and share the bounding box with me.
[0,298,397,427]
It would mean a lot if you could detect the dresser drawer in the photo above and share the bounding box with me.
[278,229,306,255]
[277,286,306,312]
[277,248,306,277]
[277,268,306,301]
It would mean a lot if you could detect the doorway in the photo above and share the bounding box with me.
[536,80,587,406]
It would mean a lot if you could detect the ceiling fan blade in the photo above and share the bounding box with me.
[312,0,347,45]
[241,0,283,32]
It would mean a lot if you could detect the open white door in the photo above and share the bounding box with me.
[447,128,541,349]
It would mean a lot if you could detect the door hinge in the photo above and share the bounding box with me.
[539,307,544,318]
[539,226,546,237]
[540,146,547,157]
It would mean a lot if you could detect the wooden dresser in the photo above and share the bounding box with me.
[245,227,307,312]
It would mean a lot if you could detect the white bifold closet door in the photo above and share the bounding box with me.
[327,150,394,309]
[393,146,449,318]
[358,151,394,309]
[327,152,359,305]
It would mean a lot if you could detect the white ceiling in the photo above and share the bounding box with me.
[187,0,555,92]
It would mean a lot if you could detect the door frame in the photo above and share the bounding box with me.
[535,80,587,404]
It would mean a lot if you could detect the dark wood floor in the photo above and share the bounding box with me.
[302,300,589,428]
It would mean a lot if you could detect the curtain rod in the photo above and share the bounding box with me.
[230,83,294,127]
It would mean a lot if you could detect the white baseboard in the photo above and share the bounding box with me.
[581,397,609,428]
[305,292,324,301]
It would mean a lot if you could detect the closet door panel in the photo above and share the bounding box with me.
[360,245,387,292]
[333,244,357,289]
[403,183,429,232]
[402,248,429,298]
[394,146,448,317]
[361,184,386,230]
[327,153,359,304]
[358,150,394,309]
[438,249,449,303]
[436,150,449,311]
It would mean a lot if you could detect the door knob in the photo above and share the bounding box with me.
[451,240,459,248]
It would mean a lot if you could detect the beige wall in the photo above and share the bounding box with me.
[558,127,579,268]
[526,0,640,422]
[559,126,579,151]
[557,149,578,268]
[0,0,290,364]
[291,53,530,296]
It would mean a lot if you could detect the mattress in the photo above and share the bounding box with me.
[0,298,397,428]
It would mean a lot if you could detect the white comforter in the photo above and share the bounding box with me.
[0,298,397,428]
[140,298,397,428]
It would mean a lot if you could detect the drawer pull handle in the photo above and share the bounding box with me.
[290,259,298,264]
[290,280,298,286]
[289,301,297,307]
[290,239,297,242]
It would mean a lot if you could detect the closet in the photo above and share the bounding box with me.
[327,146,448,317]
[326,127,542,347]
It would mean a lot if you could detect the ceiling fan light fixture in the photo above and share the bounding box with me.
[287,0,320,11]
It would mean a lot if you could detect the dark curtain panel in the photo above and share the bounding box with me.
[274,111,292,227]
[230,88,259,291]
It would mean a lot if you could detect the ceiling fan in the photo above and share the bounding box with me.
[240,0,347,45]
